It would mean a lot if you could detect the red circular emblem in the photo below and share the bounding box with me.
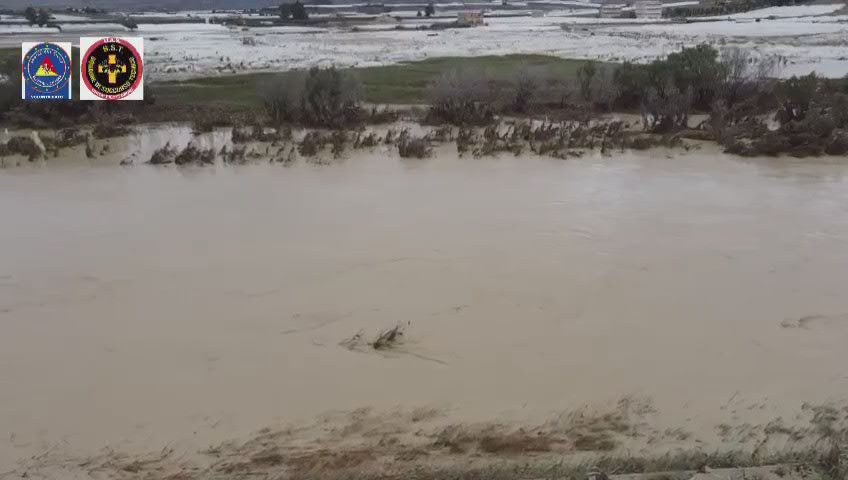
[82,37,143,100]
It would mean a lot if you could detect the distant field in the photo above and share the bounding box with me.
[153,55,589,106]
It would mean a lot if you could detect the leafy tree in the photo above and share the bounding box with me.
[643,59,673,100]
[424,2,435,16]
[613,61,647,109]
[664,44,722,110]
[36,8,50,26]
[291,1,308,20]
[24,6,37,25]
[576,60,597,102]
[511,68,537,113]
[280,1,307,20]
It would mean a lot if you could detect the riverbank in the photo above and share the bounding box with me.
[0,118,718,169]
[6,44,848,160]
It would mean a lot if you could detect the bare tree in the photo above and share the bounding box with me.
[590,65,617,111]
[511,67,538,113]
[260,67,362,127]
[260,72,307,125]
[427,68,496,125]
[718,47,777,108]
[576,60,597,102]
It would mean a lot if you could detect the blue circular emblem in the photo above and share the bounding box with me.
[22,43,71,97]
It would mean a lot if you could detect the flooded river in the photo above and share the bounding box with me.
[1,130,848,472]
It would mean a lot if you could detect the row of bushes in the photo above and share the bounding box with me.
[420,45,848,157]
[422,44,777,129]
[665,0,814,18]
[716,73,848,156]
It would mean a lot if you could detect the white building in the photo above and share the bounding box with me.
[634,0,662,19]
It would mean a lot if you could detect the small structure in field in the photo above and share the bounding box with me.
[457,10,484,26]
[634,0,662,18]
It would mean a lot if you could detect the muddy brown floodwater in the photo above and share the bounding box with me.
[1,129,848,476]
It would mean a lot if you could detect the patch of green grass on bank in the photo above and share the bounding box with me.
[0,47,19,67]
[152,73,278,107]
[151,55,590,107]
[355,55,588,104]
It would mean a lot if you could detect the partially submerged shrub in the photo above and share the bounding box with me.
[272,145,297,165]
[192,112,235,134]
[298,131,324,156]
[427,125,453,143]
[148,142,178,164]
[825,130,848,155]
[640,86,693,133]
[371,325,405,350]
[92,122,130,139]
[456,126,476,155]
[397,130,432,158]
[330,130,347,158]
[340,324,406,351]
[448,120,632,159]
[220,145,248,164]
[718,98,848,158]
[232,124,277,143]
[717,74,848,157]
[174,144,216,166]
[471,123,523,157]
[54,128,88,148]
[366,106,399,124]
[384,128,398,145]
[0,136,42,161]
[353,130,380,148]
